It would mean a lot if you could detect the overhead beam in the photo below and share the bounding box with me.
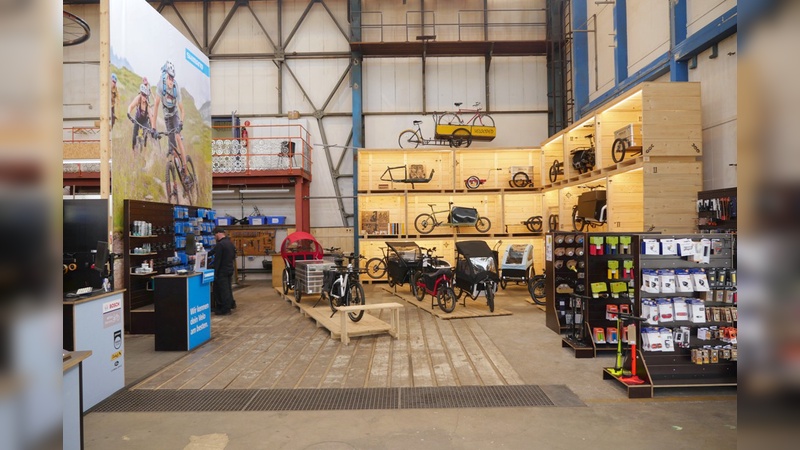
[673,6,737,62]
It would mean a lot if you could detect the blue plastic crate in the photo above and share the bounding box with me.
[215,217,234,227]
[265,216,286,225]
[248,216,267,226]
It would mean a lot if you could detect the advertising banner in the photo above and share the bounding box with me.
[109,0,211,239]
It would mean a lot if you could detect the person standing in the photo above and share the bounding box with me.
[210,227,236,315]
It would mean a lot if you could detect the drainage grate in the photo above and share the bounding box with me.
[92,385,580,413]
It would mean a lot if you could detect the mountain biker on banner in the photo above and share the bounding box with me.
[127,78,152,152]
[151,61,189,183]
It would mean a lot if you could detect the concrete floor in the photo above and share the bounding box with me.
[83,280,737,449]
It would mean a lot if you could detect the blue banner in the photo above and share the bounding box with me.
[185,48,210,77]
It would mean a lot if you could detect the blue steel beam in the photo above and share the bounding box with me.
[350,0,362,248]
[670,0,688,81]
[613,0,628,84]
[572,0,589,122]
[673,6,737,61]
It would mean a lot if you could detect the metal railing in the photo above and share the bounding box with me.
[355,9,546,43]
[211,123,312,175]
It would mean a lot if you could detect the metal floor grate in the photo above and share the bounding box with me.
[92,385,581,413]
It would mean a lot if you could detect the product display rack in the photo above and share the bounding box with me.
[583,233,643,357]
[604,233,736,398]
[123,199,215,334]
[697,187,737,233]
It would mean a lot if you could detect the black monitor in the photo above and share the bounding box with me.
[185,233,197,255]
[94,241,109,276]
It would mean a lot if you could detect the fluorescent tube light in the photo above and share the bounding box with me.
[239,188,290,194]
[212,189,235,194]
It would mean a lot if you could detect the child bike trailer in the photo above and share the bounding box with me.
[454,240,500,312]
[499,243,534,289]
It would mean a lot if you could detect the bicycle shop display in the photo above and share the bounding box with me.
[414,202,491,234]
[398,102,496,149]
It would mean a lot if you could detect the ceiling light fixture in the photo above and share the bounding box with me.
[212,189,235,194]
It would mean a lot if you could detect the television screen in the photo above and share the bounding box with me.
[63,199,108,253]
[94,241,109,275]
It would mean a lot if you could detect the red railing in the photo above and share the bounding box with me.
[211,123,312,176]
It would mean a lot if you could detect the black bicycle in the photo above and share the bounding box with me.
[161,125,198,205]
[322,253,367,322]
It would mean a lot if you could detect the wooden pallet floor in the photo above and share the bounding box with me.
[382,286,513,319]
[131,281,524,390]
[283,290,396,342]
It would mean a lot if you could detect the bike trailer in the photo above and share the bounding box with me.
[454,240,499,290]
[577,190,607,220]
[385,241,423,285]
[500,244,533,279]
[570,147,595,172]
[280,231,324,269]
[450,206,479,224]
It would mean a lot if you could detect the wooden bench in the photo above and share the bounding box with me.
[335,302,403,345]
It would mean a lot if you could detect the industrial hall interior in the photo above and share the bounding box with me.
[58,0,740,449]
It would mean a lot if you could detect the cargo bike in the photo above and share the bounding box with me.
[279,231,325,302]
[412,247,457,313]
[384,241,424,295]
[453,241,500,312]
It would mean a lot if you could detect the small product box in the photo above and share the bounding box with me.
[672,298,689,321]
[691,239,711,264]
[689,299,706,323]
[715,290,725,303]
[656,298,674,323]
[642,239,660,255]
[642,299,660,325]
[622,260,635,279]
[605,236,619,255]
[606,304,619,321]
[641,269,660,293]
[659,328,675,352]
[675,269,694,293]
[589,236,605,255]
[677,238,696,257]
[619,236,632,255]
[725,290,736,304]
[660,238,678,256]
[593,327,606,344]
[591,282,609,298]
[619,303,630,315]
[607,260,620,279]
[658,269,676,294]
[606,327,618,344]
[610,281,628,298]
[690,269,710,292]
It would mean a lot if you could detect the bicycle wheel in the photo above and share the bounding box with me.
[465,176,481,190]
[329,280,341,313]
[449,128,472,148]
[529,277,546,306]
[165,161,179,204]
[572,207,586,232]
[398,130,421,149]
[549,161,560,183]
[347,282,366,322]
[511,172,531,188]
[414,214,436,234]
[437,286,457,313]
[548,214,559,232]
[452,283,464,300]
[178,155,198,206]
[438,113,462,126]
[413,272,425,302]
[499,277,507,290]
[282,267,291,295]
[524,216,543,233]
[471,113,495,128]
[364,258,387,279]
[294,286,302,303]
[485,282,495,312]
[612,138,628,163]
[63,11,91,46]
[475,217,491,233]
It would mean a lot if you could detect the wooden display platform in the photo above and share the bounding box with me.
[602,367,653,399]
[382,287,512,320]
[276,288,401,345]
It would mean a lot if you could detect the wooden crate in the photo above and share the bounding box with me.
[606,169,644,232]
[643,160,702,234]
[502,192,545,234]
[541,138,565,186]
[310,227,354,254]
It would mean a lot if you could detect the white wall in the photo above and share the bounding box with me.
[688,0,737,35]
[626,0,670,75]
[586,2,615,101]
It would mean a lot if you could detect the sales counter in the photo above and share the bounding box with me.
[154,272,212,351]
[63,289,126,412]
[63,350,91,450]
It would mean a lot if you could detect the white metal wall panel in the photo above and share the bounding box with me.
[687,0,737,35]
[586,2,615,101]
[425,57,485,112]
[283,58,352,112]
[156,1,206,50]
[626,0,670,74]
[283,0,349,53]
[489,57,548,111]
[486,0,547,41]
[210,60,279,115]
[363,58,424,113]
[690,35,737,190]
[212,4,277,54]
[63,5,100,119]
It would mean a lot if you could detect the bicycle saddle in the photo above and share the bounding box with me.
[423,267,452,281]
[454,102,462,107]
[413,120,422,125]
